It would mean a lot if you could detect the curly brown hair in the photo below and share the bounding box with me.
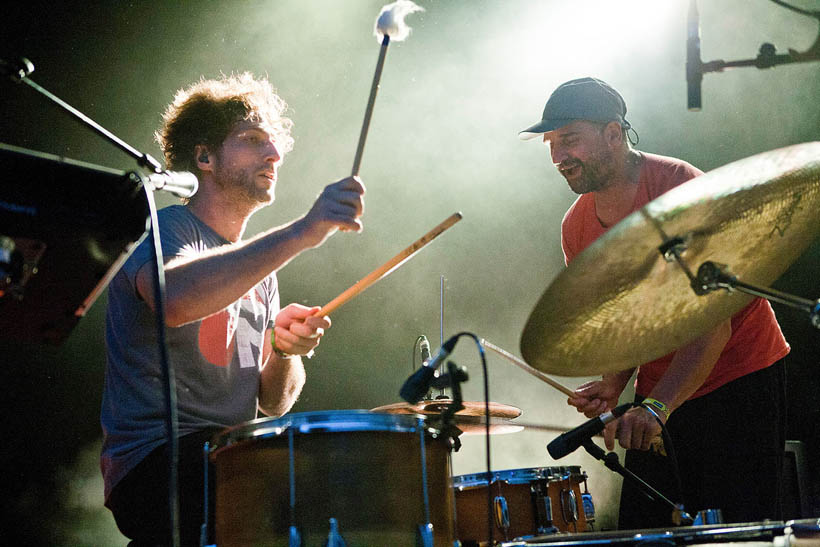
[155,72,293,175]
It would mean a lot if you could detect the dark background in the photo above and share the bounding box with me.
[1,1,819,544]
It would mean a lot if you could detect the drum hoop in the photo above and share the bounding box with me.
[451,466,574,489]
[209,409,441,453]
[522,521,786,545]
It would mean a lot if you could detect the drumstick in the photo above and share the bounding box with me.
[482,340,667,454]
[481,339,576,398]
[318,212,462,317]
[352,0,423,177]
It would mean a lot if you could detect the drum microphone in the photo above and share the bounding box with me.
[547,403,634,460]
[686,0,703,111]
[400,334,459,404]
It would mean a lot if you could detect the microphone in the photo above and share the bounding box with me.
[0,57,34,81]
[547,403,634,460]
[139,170,199,199]
[419,335,431,364]
[686,0,703,111]
[400,334,459,404]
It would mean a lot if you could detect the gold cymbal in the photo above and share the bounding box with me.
[371,400,523,435]
[521,142,820,376]
[372,399,522,418]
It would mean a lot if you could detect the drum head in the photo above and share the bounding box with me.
[453,466,569,489]
[210,409,437,455]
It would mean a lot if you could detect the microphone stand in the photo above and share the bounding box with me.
[2,57,167,176]
[581,439,694,527]
[2,57,191,547]
[697,3,820,75]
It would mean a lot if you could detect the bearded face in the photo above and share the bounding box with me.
[545,121,620,195]
[557,143,618,195]
[209,121,282,209]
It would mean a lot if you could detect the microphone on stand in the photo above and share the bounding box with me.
[140,170,199,199]
[400,334,459,404]
[686,0,703,111]
[547,403,634,460]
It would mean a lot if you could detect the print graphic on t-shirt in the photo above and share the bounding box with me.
[197,287,268,368]
[198,303,239,367]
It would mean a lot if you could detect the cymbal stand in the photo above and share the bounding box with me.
[581,439,694,527]
[694,261,820,328]
[658,238,820,328]
[435,275,449,400]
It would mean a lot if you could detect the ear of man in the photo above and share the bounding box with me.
[602,121,626,149]
[195,145,213,172]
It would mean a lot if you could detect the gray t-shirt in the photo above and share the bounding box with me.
[100,205,278,500]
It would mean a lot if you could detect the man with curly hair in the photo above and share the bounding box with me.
[100,73,365,545]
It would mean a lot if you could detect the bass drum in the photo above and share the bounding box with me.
[453,466,591,544]
[208,410,455,546]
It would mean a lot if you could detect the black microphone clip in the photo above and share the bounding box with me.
[399,334,459,404]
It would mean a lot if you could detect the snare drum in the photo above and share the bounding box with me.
[452,466,590,543]
[208,410,455,546]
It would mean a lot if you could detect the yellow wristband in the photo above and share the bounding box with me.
[642,398,671,420]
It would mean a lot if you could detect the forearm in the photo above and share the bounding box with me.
[258,353,306,417]
[603,368,635,396]
[647,319,732,413]
[142,218,314,326]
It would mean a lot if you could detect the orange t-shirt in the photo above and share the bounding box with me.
[561,152,789,399]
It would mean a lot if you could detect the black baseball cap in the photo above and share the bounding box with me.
[519,77,631,140]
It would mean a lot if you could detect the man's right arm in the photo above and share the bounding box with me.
[136,176,365,327]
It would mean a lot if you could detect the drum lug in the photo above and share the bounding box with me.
[494,495,511,533]
[416,522,434,547]
[324,518,346,547]
[561,488,579,524]
[532,484,558,535]
[582,492,596,525]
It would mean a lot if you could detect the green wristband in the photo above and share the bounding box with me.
[271,330,293,358]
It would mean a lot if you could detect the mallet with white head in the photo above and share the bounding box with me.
[351,0,423,177]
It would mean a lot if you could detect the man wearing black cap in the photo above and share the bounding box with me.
[521,77,789,528]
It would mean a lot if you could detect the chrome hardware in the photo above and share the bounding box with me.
[324,518,346,547]
[494,495,511,531]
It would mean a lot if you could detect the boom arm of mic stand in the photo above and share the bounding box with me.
[1,56,186,187]
[701,17,820,73]
[581,439,694,526]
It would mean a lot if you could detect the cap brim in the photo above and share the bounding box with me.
[518,118,571,141]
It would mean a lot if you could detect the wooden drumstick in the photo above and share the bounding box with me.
[318,212,463,317]
[481,339,576,398]
[482,339,668,454]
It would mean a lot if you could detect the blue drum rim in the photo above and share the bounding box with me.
[210,409,442,452]
[452,466,574,488]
